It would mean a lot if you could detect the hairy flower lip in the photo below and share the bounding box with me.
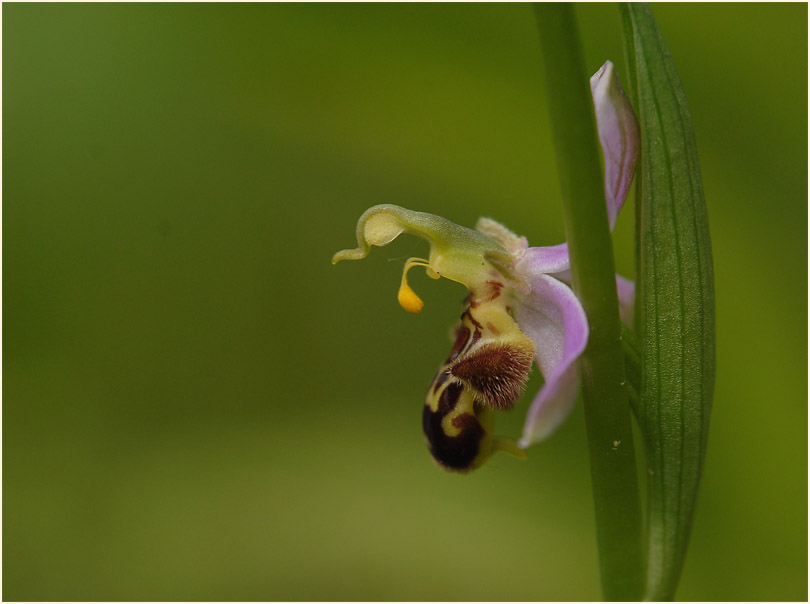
[450,341,535,410]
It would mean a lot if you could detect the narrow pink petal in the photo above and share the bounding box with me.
[616,274,635,327]
[520,243,571,275]
[525,248,633,329]
[590,60,640,231]
[512,268,589,446]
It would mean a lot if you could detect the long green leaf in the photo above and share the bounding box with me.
[619,4,716,600]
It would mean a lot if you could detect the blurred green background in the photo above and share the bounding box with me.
[4,3,806,601]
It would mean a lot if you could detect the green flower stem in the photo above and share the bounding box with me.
[533,4,644,600]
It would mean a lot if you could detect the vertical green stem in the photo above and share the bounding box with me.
[533,4,644,600]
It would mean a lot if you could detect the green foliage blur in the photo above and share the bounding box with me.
[4,4,806,601]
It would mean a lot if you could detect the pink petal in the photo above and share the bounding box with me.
[512,267,589,446]
[590,60,640,231]
[524,247,634,329]
[520,243,571,275]
[616,274,635,327]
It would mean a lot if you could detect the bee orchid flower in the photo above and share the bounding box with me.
[332,61,639,472]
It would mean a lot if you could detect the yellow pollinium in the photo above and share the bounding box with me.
[397,258,438,314]
[398,282,424,314]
